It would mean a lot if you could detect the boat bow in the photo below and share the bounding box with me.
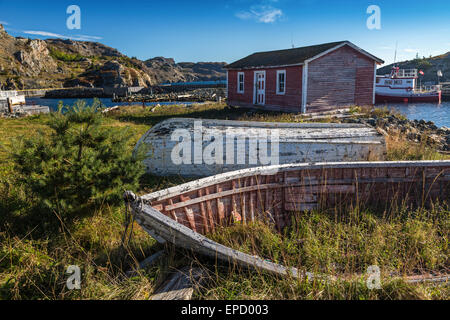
[124,191,320,280]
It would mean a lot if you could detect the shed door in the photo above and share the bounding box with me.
[254,71,266,105]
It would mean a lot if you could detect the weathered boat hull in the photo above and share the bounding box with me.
[136,118,386,177]
[125,161,449,276]
[135,161,449,234]
[125,191,307,279]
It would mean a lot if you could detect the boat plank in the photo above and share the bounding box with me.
[198,190,209,234]
[150,267,206,300]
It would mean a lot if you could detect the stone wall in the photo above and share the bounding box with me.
[44,88,107,98]
[43,86,146,98]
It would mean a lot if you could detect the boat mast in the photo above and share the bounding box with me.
[393,41,398,65]
[390,41,398,78]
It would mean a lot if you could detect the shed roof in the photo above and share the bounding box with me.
[225,41,384,69]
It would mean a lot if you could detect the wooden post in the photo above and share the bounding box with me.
[7,98,12,113]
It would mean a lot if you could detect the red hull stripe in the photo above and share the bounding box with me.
[375,93,441,104]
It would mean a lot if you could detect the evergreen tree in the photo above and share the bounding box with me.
[13,99,146,217]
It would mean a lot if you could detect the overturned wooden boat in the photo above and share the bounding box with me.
[125,161,449,277]
[135,118,386,177]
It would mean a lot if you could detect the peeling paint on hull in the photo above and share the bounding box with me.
[136,118,387,177]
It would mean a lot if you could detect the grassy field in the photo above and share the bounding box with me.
[0,102,448,300]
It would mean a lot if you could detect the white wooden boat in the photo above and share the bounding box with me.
[125,161,449,277]
[136,118,386,177]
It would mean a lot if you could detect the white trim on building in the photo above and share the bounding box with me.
[373,61,377,105]
[301,63,308,113]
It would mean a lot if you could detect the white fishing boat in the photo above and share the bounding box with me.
[376,67,441,103]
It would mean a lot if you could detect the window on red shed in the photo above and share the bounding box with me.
[237,72,244,93]
[276,70,286,95]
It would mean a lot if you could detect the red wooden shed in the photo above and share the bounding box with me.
[225,41,384,113]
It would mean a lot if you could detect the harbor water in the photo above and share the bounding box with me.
[379,102,449,128]
[25,97,192,111]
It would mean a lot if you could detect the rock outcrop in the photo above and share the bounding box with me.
[144,57,187,84]
[0,25,227,90]
[178,62,227,81]
[46,38,124,58]
[68,60,153,88]
[144,57,227,84]
[13,39,58,76]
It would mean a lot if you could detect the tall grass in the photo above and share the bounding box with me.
[0,174,163,299]
[195,203,449,300]
[386,134,449,161]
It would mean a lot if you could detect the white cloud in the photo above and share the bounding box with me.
[404,48,419,53]
[24,30,66,38]
[74,35,103,41]
[236,5,283,23]
[23,30,102,41]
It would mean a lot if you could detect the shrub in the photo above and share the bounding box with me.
[49,47,84,62]
[12,99,146,217]
[417,59,433,70]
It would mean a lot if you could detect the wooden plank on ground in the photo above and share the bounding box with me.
[126,250,165,277]
[150,267,207,300]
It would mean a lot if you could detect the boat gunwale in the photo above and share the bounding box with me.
[142,117,377,130]
[141,160,450,202]
[146,137,385,145]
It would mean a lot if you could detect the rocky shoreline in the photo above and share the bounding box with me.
[344,113,450,153]
[112,88,226,103]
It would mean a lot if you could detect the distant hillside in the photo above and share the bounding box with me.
[144,57,227,84]
[177,61,227,82]
[0,24,227,90]
[377,52,450,83]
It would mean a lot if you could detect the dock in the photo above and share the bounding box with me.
[0,90,50,116]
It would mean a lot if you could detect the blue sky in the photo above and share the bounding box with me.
[1,0,449,66]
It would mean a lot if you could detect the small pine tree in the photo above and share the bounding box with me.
[13,99,146,217]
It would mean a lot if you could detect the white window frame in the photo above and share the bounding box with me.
[237,72,245,93]
[276,70,286,95]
